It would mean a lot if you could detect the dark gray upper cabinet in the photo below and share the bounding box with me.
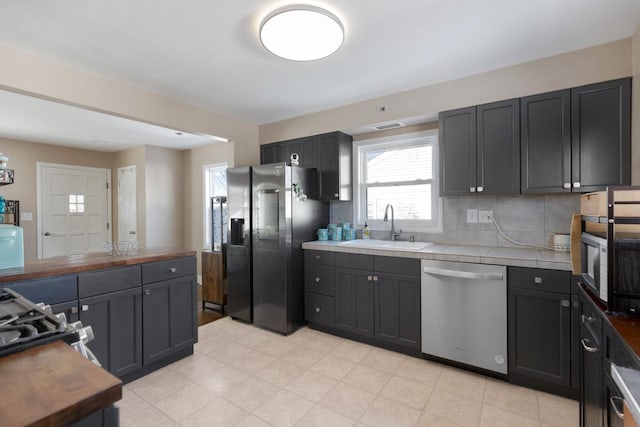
[522,78,631,194]
[439,99,519,196]
[261,131,352,201]
[571,78,631,192]
[439,106,475,196]
[521,90,571,193]
[477,99,520,195]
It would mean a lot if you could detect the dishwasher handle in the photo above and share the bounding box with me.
[422,266,504,281]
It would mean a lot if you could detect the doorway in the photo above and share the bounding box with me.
[117,165,137,242]
[37,163,112,258]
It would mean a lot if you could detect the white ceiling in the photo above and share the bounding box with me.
[1,0,640,150]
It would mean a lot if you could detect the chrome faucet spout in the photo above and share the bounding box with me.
[383,203,399,241]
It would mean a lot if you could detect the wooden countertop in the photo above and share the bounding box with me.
[0,340,122,427]
[0,247,197,283]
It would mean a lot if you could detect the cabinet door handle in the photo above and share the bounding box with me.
[81,305,89,312]
[469,187,476,193]
[144,289,151,296]
[573,182,581,189]
[71,306,79,314]
[373,276,378,282]
[334,193,339,198]
[315,306,321,313]
[315,255,321,261]
[610,396,624,420]
[169,267,177,273]
[563,182,571,189]
[534,276,543,284]
[315,277,320,283]
[581,338,598,353]
[368,276,372,281]
[581,314,594,324]
[477,186,484,193]
[561,300,570,307]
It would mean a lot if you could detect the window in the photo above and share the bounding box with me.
[354,130,440,232]
[69,194,85,213]
[203,163,227,249]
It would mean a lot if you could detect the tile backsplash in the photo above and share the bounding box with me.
[330,194,580,248]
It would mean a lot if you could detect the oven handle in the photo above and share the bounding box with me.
[422,267,503,281]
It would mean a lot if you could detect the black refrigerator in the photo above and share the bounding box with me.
[226,163,329,334]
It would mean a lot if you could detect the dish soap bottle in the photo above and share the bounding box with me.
[362,222,371,239]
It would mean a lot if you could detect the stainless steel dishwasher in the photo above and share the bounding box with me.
[421,259,507,375]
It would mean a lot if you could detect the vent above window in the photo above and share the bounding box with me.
[372,122,404,131]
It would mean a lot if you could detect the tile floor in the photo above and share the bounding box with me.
[118,318,579,427]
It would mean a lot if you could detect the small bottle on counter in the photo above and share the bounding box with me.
[362,223,371,239]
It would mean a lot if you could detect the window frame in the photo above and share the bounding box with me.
[203,162,228,250]
[353,129,441,233]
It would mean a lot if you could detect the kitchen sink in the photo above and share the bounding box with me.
[339,239,432,251]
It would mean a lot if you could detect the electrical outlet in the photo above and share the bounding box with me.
[466,209,478,224]
[478,210,493,223]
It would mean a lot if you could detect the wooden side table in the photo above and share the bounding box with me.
[202,250,226,312]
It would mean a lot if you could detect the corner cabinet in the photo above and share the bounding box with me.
[304,250,420,355]
[521,78,631,193]
[439,98,520,196]
[260,131,352,201]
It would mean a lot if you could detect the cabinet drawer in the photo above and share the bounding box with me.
[142,257,196,284]
[305,292,335,327]
[335,253,373,271]
[374,256,420,276]
[305,264,335,296]
[304,250,334,266]
[79,266,141,298]
[508,267,570,294]
[4,275,77,305]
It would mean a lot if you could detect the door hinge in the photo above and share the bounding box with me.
[106,182,109,190]
[107,222,110,230]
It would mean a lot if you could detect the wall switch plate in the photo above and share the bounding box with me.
[466,209,478,224]
[21,212,33,221]
[478,210,493,223]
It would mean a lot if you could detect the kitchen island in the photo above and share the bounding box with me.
[0,341,122,427]
[0,248,198,383]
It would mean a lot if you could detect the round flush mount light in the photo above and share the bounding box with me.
[260,5,344,61]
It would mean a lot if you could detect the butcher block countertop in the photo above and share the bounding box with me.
[0,340,122,427]
[0,248,197,283]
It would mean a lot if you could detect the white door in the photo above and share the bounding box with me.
[118,165,137,241]
[38,163,111,258]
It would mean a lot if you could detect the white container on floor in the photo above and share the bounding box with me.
[0,225,24,269]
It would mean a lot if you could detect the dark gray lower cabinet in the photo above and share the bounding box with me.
[580,287,604,427]
[334,267,374,338]
[143,276,197,364]
[79,287,143,378]
[51,299,79,323]
[308,252,421,354]
[508,267,576,397]
[71,405,118,427]
[374,272,420,349]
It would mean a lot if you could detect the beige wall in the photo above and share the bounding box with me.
[0,138,113,260]
[632,28,640,185]
[182,142,234,274]
[113,146,146,246]
[145,146,184,249]
[260,39,632,144]
[0,43,259,167]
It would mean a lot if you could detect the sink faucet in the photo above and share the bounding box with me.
[383,203,401,240]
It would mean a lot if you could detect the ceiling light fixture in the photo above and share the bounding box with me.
[259,5,344,61]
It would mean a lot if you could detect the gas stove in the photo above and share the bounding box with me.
[0,288,99,363]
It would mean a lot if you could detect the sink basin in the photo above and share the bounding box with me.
[339,239,432,251]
